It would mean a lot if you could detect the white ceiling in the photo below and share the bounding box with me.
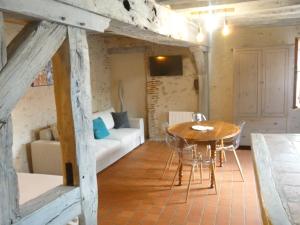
[156,0,300,27]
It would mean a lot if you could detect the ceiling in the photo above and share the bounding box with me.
[156,0,300,27]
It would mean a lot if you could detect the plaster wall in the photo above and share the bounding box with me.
[210,25,300,132]
[88,34,112,112]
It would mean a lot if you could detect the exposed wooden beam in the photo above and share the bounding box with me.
[0,13,19,225]
[0,21,66,122]
[14,186,81,225]
[53,27,98,225]
[0,0,199,46]
[158,0,255,8]
[190,46,209,118]
[0,0,110,32]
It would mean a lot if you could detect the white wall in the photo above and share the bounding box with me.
[209,25,300,132]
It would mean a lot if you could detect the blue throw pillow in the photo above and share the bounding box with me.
[93,117,109,139]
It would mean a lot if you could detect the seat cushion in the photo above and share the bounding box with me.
[105,128,140,144]
[93,139,122,172]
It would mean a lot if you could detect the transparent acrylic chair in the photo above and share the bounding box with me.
[192,112,207,122]
[216,121,246,181]
[161,122,178,178]
[170,138,217,202]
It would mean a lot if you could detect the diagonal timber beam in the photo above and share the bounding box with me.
[0,21,67,122]
[0,12,19,225]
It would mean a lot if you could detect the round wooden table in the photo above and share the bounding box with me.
[167,120,240,188]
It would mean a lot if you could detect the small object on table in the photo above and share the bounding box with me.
[191,125,214,132]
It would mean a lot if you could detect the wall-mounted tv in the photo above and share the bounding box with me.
[149,55,183,76]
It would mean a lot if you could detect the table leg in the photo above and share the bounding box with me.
[220,139,224,167]
[210,142,216,188]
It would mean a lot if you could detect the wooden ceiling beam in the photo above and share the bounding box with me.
[162,0,258,10]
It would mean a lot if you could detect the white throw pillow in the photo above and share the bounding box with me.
[93,107,115,130]
[50,124,60,141]
[39,128,53,141]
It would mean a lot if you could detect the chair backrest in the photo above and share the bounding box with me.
[161,121,169,134]
[234,121,246,149]
[168,111,193,125]
[192,112,207,122]
[178,144,199,165]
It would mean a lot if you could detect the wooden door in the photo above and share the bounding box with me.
[262,47,289,117]
[234,49,261,118]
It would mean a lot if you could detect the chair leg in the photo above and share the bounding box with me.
[192,165,195,181]
[161,151,173,179]
[211,163,217,194]
[185,165,194,202]
[169,151,175,168]
[223,150,227,162]
[199,163,203,184]
[233,149,245,182]
[171,163,180,189]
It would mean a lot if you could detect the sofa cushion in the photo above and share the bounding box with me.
[106,128,140,144]
[39,128,53,141]
[50,124,60,141]
[111,111,130,129]
[93,107,115,130]
[93,118,109,139]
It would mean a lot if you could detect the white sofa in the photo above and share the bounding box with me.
[31,108,145,175]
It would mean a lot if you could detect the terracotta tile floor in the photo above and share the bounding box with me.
[97,141,262,225]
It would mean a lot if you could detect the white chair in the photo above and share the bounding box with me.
[161,130,177,178]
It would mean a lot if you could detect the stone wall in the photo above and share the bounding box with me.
[146,46,198,139]
[105,36,199,139]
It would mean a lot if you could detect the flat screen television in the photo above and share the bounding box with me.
[149,55,183,76]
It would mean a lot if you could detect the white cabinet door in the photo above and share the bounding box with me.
[234,50,261,117]
[262,48,288,117]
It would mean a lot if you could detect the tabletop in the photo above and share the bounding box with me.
[167,120,240,142]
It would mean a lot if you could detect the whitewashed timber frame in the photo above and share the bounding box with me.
[0,17,101,225]
[0,0,205,224]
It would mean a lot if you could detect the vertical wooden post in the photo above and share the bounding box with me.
[190,46,209,118]
[53,27,97,225]
[0,13,20,225]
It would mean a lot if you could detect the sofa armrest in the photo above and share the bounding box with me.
[31,140,62,175]
[129,118,145,144]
